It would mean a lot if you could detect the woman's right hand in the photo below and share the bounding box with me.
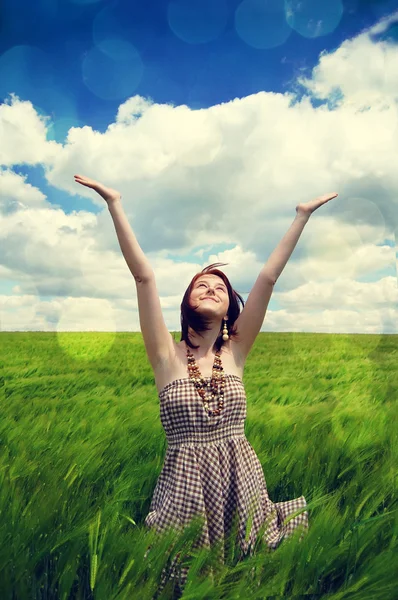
[74,174,122,206]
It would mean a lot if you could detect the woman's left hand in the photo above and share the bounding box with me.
[296,192,338,217]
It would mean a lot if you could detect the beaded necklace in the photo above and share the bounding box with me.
[186,344,225,416]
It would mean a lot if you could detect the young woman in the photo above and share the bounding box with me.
[74,174,338,596]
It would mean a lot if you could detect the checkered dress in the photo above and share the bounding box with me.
[144,374,308,595]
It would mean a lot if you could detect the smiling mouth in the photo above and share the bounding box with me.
[202,298,217,302]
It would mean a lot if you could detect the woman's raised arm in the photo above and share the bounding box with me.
[74,174,173,371]
[74,174,154,283]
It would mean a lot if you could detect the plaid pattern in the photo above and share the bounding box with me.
[144,374,309,595]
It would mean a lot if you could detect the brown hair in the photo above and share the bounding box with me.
[179,262,245,352]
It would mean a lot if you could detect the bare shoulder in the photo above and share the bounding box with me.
[231,337,246,366]
[151,335,179,390]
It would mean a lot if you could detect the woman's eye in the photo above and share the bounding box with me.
[198,283,224,291]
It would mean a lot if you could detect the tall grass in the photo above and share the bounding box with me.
[1,331,397,599]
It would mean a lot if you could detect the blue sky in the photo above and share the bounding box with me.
[1,0,398,337]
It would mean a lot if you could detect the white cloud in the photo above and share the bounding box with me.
[0,94,61,166]
[295,28,398,110]
[1,14,398,334]
[0,168,47,214]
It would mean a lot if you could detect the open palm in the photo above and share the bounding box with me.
[74,174,121,205]
[296,192,338,217]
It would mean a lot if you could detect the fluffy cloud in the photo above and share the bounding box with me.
[0,95,60,166]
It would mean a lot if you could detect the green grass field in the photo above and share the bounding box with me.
[1,331,397,599]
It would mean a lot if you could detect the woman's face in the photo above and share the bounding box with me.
[190,275,229,311]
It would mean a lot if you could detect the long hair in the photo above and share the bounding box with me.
[180,262,245,352]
